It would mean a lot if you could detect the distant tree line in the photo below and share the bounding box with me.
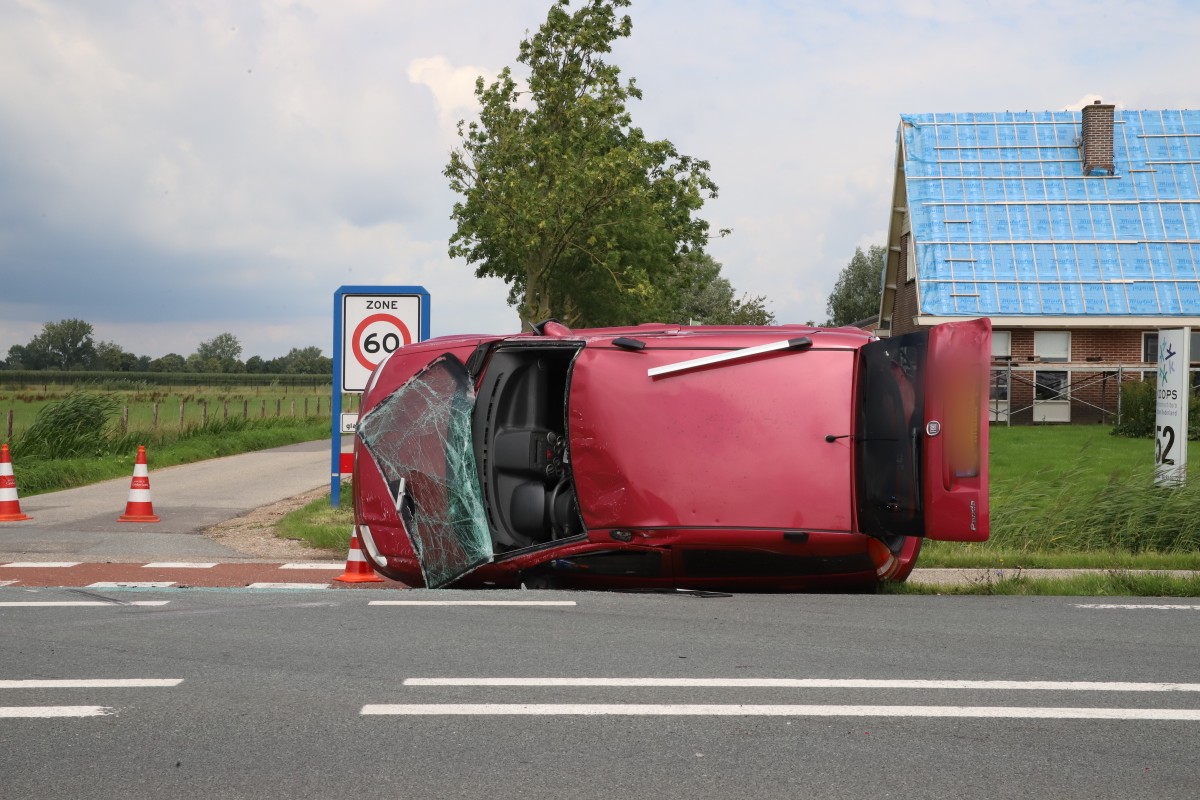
[1,320,332,375]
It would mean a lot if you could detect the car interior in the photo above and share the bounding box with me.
[472,343,586,550]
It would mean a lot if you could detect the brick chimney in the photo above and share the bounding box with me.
[1080,99,1116,175]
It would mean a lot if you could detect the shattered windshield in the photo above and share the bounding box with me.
[356,354,492,587]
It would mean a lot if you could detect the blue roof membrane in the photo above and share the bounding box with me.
[900,110,1200,317]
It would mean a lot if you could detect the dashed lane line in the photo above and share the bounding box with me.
[142,563,217,569]
[369,600,577,607]
[0,562,81,568]
[402,678,1200,692]
[360,704,1200,720]
[0,706,111,718]
[1074,604,1200,610]
[0,600,170,607]
[280,563,344,570]
[0,679,184,689]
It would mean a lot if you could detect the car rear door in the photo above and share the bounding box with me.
[920,318,991,541]
[854,318,990,543]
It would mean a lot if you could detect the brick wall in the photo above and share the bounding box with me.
[892,232,919,335]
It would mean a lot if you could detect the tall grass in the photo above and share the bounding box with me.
[922,425,1200,568]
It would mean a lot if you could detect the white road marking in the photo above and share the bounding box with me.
[1074,604,1200,610]
[360,704,1200,720]
[280,563,344,570]
[246,582,329,589]
[0,679,183,689]
[0,706,111,718]
[369,600,577,607]
[0,562,81,568]
[87,582,176,589]
[0,580,17,587]
[142,562,216,569]
[402,678,1200,692]
[0,601,170,607]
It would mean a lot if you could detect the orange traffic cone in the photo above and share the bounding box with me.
[0,444,31,522]
[118,445,160,523]
[335,527,384,583]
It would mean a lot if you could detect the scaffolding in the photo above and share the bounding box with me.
[988,359,1179,425]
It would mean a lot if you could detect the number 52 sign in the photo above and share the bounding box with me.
[334,286,430,393]
[1154,327,1190,488]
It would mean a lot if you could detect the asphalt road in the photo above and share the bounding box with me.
[2,587,1198,799]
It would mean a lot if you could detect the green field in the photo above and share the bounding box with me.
[2,382,360,440]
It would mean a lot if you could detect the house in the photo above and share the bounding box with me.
[879,102,1200,423]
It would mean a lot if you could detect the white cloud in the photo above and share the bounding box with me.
[407,56,492,138]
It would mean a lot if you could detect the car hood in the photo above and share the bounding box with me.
[567,342,856,532]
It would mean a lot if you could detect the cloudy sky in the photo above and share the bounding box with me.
[2,0,1198,360]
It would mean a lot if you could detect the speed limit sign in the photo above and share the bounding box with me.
[336,288,429,392]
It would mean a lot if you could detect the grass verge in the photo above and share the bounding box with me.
[276,488,355,553]
[889,571,1200,597]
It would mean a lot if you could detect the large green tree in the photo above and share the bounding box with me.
[446,0,722,328]
[825,245,885,327]
[189,332,244,373]
[665,252,774,326]
[21,319,96,370]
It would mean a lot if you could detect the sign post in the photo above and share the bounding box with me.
[1154,327,1190,488]
[331,285,430,506]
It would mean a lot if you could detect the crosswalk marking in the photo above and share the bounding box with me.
[246,582,330,590]
[0,562,81,568]
[280,563,344,570]
[142,562,216,569]
[87,582,176,589]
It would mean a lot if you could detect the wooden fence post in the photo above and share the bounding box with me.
[202,399,208,427]
[243,399,248,419]
[122,406,129,434]
[153,402,159,431]
[179,400,185,430]
[6,409,12,441]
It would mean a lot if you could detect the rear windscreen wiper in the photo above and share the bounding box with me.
[648,337,812,378]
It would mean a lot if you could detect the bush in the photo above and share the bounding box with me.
[1112,379,1200,439]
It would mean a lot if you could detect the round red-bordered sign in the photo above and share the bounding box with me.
[351,313,413,371]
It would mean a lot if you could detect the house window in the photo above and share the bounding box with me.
[1033,331,1070,422]
[1034,331,1070,362]
[1142,331,1200,363]
[990,331,1011,423]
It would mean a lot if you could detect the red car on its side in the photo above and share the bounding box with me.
[351,318,990,591]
